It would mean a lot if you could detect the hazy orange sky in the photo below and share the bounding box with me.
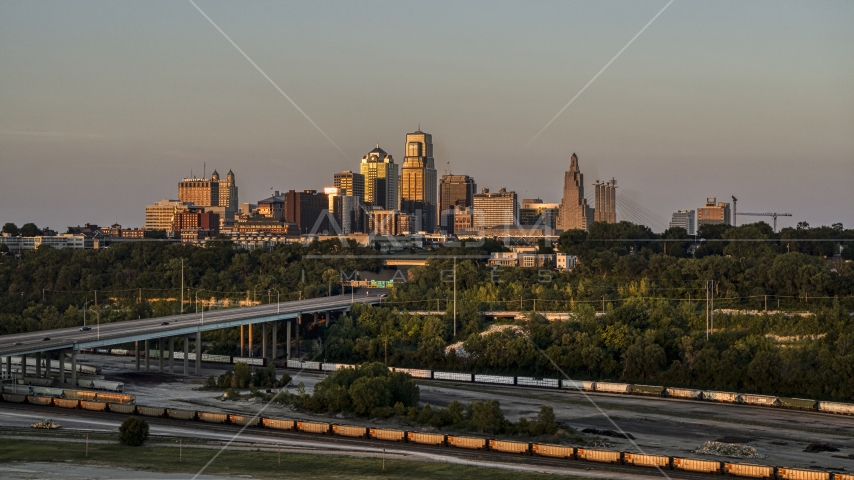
[2,1,852,231]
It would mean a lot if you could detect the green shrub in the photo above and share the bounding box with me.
[118,417,149,446]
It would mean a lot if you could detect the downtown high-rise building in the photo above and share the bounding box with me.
[360,145,398,210]
[670,209,696,235]
[438,174,476,234]
[400,130,438,233]
[557,153,593,231]
[333,170,365,204]
[473,188,518,230]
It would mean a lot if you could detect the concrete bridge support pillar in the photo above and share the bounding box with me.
[313,312,318,327]
[262,323,267,360]
[58,351,65,385]
[271,321,277,362]
[5,356,11,379]
[20,354,27,380]
[286,320,291,360]
[135,341,140,371]
[248,324,253,357]
[183,336,189,375]
[44,353,51,380]
[159,338,164,373]
[70,350,77,387]
[240,325,244,357]
[144,340,150,372]
[169,338,175,374]
[35,352,41,377]
[326,311,330,328]
[195,331,201,375]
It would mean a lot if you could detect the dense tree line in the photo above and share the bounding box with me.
[283,362,563,438]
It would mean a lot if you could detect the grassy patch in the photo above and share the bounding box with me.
[0,437,583,479]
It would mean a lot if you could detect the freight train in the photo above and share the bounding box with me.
[83,348,267,366]
[1,392,848,480]
[286,361,854,416]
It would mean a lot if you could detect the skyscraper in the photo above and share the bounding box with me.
[400,130,438,233]
[333,170,365,204]
[473,188,518,230]
[438,174,476,234]
[593,178,617,224]
[360,145,398,210]
[670,209,696,235]
[557,153,592,231]
[697,198,731,227]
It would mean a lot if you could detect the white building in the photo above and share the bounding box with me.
[669,209,696,235]
[0,234,93,252]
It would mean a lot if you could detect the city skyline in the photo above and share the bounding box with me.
[1,1,852,229]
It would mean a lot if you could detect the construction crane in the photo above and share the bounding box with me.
[736,212,792,232]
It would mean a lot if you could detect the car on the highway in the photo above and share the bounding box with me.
[13,341,23,346]
[42,337,51,341]
[79,326,91,331]
[161,321,170,325]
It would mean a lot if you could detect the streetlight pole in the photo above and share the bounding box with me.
[453,256,457,338]
[180,259,184,314]
[270,288,280,314]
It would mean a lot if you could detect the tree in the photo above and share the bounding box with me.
[19,223,41,237]
[2,223,19,236]
[533,405,558,435]
[0,243,8,254]
[118,417,150,446]
[233,362,251,388]
[468,399,505,434]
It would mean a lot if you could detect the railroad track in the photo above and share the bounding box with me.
[0,403,718,480]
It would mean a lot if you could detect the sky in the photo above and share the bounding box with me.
[1,0,852,232]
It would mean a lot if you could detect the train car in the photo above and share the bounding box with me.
[204,354,231,364]
[672,457,722,474]
[198,412,228,424]
[623,453,671,468]
[407,431,446,446]
[834,473,854,480]
[2,393,27,403]
[335,364,355,371]
[2,385,33,395]
[80,401,108,412]
[394,368,432,379]
[778,398,817,410]
[489,439,530,454]
[532,443,575,459]
[473,374,515,386]
[777,468,831,480]
[74,379,94,390]
[447,435,487,450]
[166,409,196,420]
[369,428,407,442]
[302,361,321,370]
[31,386,65,397]
[64,390,98,401]
[230,415,260,427]
[261,418,295,430]
[432,371,473,382]
[232,356,265,367]
[559,380,596,391]
[631,384,665,396]
[740,394,779,407]
[703,391,740,403]
[107,403,135,414]
[321,363,337,372]
[297,421,331,434]
[817,401,854,415]
[286,360,302,369]
[665,387,703,400]
[723,462,775,478]
[54,398,80,409]
[332,425,368,438]
[576,448,622,464]
[92,380,124,392]
[95,393,135,405]
[594,382,631,395]
[27,395,53,406]
[137,406,166,417]
[516,377,559,389]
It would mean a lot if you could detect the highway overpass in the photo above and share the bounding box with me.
[0,293,382,387]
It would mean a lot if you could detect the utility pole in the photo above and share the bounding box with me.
[95,290,99,340]
[764,295,767,312]
[602,296,605,313]
[180,259,184,314]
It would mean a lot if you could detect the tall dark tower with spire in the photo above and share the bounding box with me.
[557,153,592,231]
